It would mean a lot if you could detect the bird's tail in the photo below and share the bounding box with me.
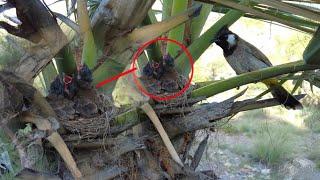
[263,79,303,110]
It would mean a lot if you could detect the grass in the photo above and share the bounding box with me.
[303,106,320,133]
[219,110,268,136]
[217,142,229,150]
[0,172,15,180]
[308,149,320,169]
[220,123,240,134]
[223,110,268,137]
[307,141,320,169]
[246,112,305,166]
[221,109,306,167]
[0,130,22,178]
[231,144,249,156]
[251,124,294,166]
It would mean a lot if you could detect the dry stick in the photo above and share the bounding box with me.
[22,113,82,179]
[181,132,196,162]
[47,132,82,179]
[191,134,209,170]
[140,103,184,167]
[231,94,306,113]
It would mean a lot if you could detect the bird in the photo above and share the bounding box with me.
[47,64,107,119]
[141,54,183,93]
[74,96,99,118]
[48,75,64,98]
[48,63,93,100]
[74,64,104,118]
[163,54,175,68]
[76,63,93,90]
[160,54,181,92]
[212,26,302,110]
[142,59,165,94]
[48,74,78,100]
[143,60,165,80]
[142,62,154,78]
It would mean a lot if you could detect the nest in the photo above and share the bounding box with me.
[60,105,119,140]
[47,90,120,140]
[61,117,107,140]
[143,73,197,105]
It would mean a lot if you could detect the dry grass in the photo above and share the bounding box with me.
[222,109,306,166]
[303,106,320,133]
[251,125,294,166]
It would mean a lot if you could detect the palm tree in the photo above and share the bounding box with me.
[0,0,319,179]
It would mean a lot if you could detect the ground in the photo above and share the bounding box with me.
[189,107,320,179]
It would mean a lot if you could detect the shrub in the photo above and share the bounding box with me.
[307,145,320,169]
[251,125,294,166]
[232,144,249,156]
[303,106,320,133]
[221,123,240,134]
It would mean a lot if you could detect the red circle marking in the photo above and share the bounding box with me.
[132,37,194,101]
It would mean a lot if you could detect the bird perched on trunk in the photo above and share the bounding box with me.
[212,26,302,110]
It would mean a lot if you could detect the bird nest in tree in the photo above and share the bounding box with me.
[140,55,193,101]
[60,102,119,140]
[47,86,120,140]
[60,112,115,140]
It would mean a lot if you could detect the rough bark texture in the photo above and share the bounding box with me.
[3,0,69,81]
[57,91,304,179]
[92,0,155,50]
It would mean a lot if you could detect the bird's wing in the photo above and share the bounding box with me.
[241,39,273,67]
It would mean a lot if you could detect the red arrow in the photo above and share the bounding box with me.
[96,68,137,88]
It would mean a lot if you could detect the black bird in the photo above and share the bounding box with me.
[143,60,165,80]
[143,62,154,77]
[77,63,93,90]
[163,53,175,68]
[49,76,64,97]
[48,74,78,99]
[78,63,92,81]
[212,26,302,110]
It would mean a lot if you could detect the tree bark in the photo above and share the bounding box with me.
[4,0,69,81]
